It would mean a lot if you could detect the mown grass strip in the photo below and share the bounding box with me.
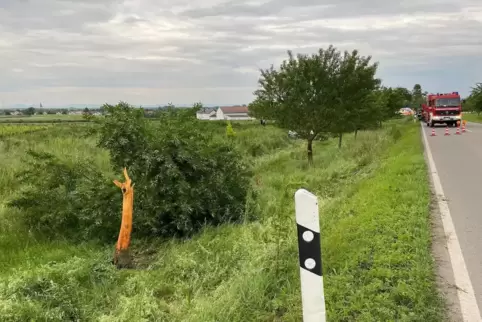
[322,123,444,321]
[463,113,482,123]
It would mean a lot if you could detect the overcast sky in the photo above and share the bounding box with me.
[1,0,481,107]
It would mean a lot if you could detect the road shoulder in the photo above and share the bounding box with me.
[429,184,464,321]
[421,123,474,321]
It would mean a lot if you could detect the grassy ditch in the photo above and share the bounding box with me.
[0,120,443,321]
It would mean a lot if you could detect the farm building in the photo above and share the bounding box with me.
[216,106,254,120]
[196,107,217,120]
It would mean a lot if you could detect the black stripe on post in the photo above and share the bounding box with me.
[297,223,322,276]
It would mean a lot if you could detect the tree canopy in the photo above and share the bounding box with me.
[467,83,482,115]
[250,45,385,162]
[411,84,426,109]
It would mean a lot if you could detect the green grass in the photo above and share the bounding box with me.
[0,114,91,124]
[0,121,444,321]
[0,124,50,137]
[463,112,482,123]
[0,114,85,120]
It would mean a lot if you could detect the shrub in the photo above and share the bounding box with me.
[10,103,253,241]
[226,121,236,137]
[102,105,252,238]
[8,150,121,242]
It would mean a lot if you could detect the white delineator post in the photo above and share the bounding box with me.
[295,189,326,322]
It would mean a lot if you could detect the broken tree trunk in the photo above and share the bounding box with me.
[113,167,134,269]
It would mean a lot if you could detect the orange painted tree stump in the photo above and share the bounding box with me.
[113,167,134,268]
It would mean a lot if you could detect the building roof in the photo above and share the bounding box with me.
[197,107,216,114]
[219,106,249,114]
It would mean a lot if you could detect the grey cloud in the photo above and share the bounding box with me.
[0,0,116,33]
[1,0,481,105]
[178,0,465,19]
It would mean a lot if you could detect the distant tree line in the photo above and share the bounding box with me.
[0,107,101,116]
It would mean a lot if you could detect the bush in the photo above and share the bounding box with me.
[8,150,121,242]
[226,121,236,137]
[101,104,253,238]
[10,102,253,241]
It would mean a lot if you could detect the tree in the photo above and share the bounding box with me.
[252,46,346,164]
[395,87,412,107]
[354,87,386,136]
[248,97,276,121]
[371,86,411,123]
[192,102,203,112]
[25,107,36,115]
[411,84,425,109]
[470,83,482,115]
[330,49,380,147]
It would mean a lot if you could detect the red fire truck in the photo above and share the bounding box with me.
[422,92,462,127]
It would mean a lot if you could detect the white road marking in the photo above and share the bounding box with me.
[422,125,481,321]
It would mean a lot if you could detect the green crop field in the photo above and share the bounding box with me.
[0,114,90,124]
[0,114,444,321]
[0,124,50,137]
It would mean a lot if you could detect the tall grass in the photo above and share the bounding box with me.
[0,120,443,321]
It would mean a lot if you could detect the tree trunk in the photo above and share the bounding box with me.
[307,139,313,165]
[354,129,358,140]
[338,133,343,149]
[113,168,134,269]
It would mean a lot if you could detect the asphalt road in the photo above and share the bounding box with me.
[423,121,482,312]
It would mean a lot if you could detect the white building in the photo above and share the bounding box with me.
[216,106,254,120]
[196,107,217,120]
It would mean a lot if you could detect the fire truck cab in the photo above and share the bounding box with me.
[422,92,462,127]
